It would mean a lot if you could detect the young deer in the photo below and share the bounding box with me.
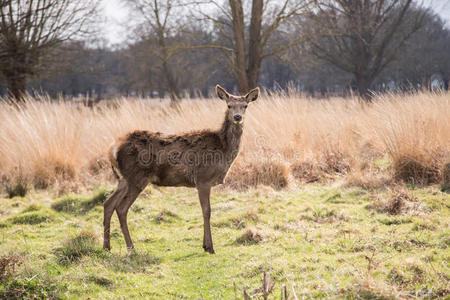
[103,85,259,254]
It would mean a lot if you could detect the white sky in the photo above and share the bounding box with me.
[101,0,450,45]
[101,0,130,45]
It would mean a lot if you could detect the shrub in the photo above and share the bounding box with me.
[2,175,28,198]
[9,212,52,225]
[51,189,110,215]
[393,156,441,185]
[226,159,290,190]
[0,277,58,299]
[442,162,450,192]
[0,255,22,281]
[22,204,42,213]
[366,188,421,216]
[33,159,76,189]
[291,161,320,183]
[54,231,98,265]
[81,189,110,211]
[318,151,351,175]
[51,196,82,214]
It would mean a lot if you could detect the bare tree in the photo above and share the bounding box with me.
[196,0,310,93]
[303,0,427,99]
[0,1,11,9]
[0,0,98,101]
[386,11,450,91]
[126,0,186,103]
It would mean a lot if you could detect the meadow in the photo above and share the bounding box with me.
[0,91,449,299]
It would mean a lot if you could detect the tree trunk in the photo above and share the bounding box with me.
[161,59,180,104]
[155,12,180,105]
[6,72,26,102]
[355,74,373,101]
[247,0,263,90]
[229,0,249,94]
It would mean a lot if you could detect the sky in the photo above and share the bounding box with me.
[101,0,129,45]
[101,0,450,45]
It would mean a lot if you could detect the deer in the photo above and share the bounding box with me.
[103,85,260,254]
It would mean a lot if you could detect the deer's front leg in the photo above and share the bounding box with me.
[197,185,214,254]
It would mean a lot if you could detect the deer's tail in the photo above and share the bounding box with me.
[109,143,121,180]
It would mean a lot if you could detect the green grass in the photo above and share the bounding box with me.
[8,211,54,225]
[51,189,110,215]
[0,185,449,299]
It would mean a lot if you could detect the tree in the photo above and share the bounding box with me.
[196,0,309,93]
[0,0,98,101]
[383,11,450,91]
[126,0,186,103]
[303,0,427,99]
[0,1,11,9]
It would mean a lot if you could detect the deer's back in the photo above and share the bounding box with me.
[115,130,234,187]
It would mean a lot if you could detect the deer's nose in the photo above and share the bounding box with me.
[233,115,242,122]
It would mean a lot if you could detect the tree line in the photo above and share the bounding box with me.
[1,0,449,102]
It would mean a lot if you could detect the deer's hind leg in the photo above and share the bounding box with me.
[103,179,128,251]
[116,177,149,251]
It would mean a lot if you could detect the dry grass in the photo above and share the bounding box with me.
[442,162,450,191]
[366,186,425,216]
[0,255,22,282]
[0,91,449,191]
[235,228,269,245]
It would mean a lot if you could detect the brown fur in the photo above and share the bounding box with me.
[103,85,259,253]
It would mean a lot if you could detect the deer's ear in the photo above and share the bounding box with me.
[216,85,230,101]
[245,87,260,103]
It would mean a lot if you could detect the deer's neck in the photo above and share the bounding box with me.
[219,114,243,154]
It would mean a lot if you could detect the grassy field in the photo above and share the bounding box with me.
[1,184,448,299]
[0,92,449,298]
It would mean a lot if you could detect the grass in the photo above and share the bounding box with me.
[54,230,100,265]
[0,184,448,299]
[51,189,110,215]
[0,92,448,298]
[0,92,448,191]
[8,211,54,225]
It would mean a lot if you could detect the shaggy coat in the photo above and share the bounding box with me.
[103,85,259,254]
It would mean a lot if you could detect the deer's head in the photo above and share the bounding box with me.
[216,85,259,125]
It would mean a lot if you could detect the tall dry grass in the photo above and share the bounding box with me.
[0,92,449,191]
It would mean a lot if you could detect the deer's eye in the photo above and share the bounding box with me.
[227,105,231,109]
[244,105,248,109]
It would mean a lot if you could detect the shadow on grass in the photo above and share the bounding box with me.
[172,252,204,262]
[53,230,160,274]
[85,274,114,287]
[99,251,161,273]
[51,189,111,215]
